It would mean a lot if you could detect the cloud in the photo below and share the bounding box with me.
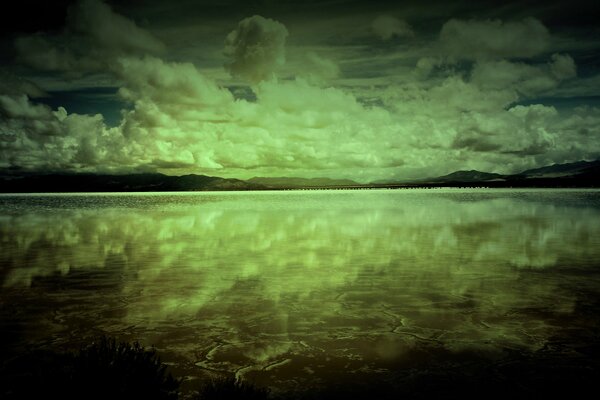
[440,18,550,60]
[466,52,577,99]
[14,0,164,75]
[293,51,340,84]
[549,53,577,80]
[0,95,53,120]
[451,104,558,157]
[371,16,413,40]
[0,70,48,98]
[470,60,562,97]
[2,50,598,181]
[377,70,600,175]
[67,0,164,55]
[0,93,126,171]
[2,2,600,182]
[115,56,235,169]
[224,15,288,83]
[14,36,80,73]
[113,55,401,175]
[414,57,443,78]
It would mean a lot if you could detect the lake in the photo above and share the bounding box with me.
[1,189,600,397]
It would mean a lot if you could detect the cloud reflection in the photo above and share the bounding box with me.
[1,190,599,383]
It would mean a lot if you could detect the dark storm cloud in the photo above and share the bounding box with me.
[0,70,47,98]
[224,15,289,82]
[452,134,502,153]
[14,0,165,75]
[440,18,550,60]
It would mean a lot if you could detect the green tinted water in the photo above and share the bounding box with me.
[1,189,600,392]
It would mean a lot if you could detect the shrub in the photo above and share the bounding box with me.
[1,336,180,400]
[196,375,270,400]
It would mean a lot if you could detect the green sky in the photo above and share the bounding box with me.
[1,0,599,182]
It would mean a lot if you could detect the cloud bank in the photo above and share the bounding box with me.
[1,0,599,181]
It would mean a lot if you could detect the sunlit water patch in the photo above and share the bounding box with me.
[1,189,600,394]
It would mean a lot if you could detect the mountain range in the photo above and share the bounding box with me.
[1,159,598,192]
[0,173,265,193]
[402,159,600,187]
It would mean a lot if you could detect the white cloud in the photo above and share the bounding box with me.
[113,56,402,176]
[0,93,127,171]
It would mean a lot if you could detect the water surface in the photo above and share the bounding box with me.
[1,189,600,395]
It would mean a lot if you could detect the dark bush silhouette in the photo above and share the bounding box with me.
[195,375,270,400]
[2,336,597,400]
[1,336,179,400]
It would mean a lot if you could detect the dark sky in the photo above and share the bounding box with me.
[1,0,599,181]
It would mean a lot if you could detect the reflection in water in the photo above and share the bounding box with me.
[1,190,600,391]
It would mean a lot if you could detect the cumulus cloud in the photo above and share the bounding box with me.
[2,53,598,181]
[451,104,558,156]
[15,0,164,75]
[440,18,550,60]
[224,15,288,83]
[376,70,600,176]
[466,52,578,99]
[371,16,413,40]
[113,55,400,175]
[2,1,600,181]
[114,56,235,169]
[0,93,127,171]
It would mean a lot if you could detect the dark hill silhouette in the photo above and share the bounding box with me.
[1,159,599,192]
[518,159,600,178]
[372,159,600,188]
[0,173,265,193]
[425,170,505,183]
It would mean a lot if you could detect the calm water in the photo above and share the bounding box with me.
[1,189,600,394]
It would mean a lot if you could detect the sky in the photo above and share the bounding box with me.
[1,0,599,182]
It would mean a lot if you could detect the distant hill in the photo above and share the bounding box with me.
[518,160,600,178]
[0,173,266,193]
[1,159,599,193]
[248,177,360,188]
[423,170,505,183]
[373,159,600,188]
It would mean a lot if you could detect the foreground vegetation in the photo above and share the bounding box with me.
[0,337,270,400]
[1,336,598,399]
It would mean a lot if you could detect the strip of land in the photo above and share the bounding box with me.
[1,159,598,192]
